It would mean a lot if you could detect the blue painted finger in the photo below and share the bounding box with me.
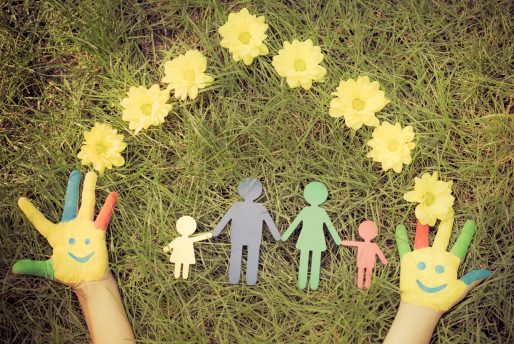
[62,170,81,222]
[461,269,492,285]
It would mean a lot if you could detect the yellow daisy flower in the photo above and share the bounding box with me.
[121,84,172,133]
[77,123,127,173]
[161,50,214,100]
[218,7,269,65]
[367,122,416,173]
[403,172,454,226]
[271,39,326,90]
[329,76,389,130]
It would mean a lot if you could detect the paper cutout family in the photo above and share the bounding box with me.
[162,178,387,290]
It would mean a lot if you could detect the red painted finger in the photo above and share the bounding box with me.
[414,221,429,249]
[94,192,118,231]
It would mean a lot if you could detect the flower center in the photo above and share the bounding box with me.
[183,69,196,82]
[352,98,365,111]
[294,59,306,71]
[140,103,153,116]
[239,32,251,44]
[95,143,107,155]
[423,193,435,206]
[388,140,399,151]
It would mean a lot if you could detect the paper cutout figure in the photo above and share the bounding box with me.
[163,216,212,279]
[281,181,342,290]
[212,177,280,285]
[341,220,388,289]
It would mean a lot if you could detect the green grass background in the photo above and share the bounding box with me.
[1,0,512,343]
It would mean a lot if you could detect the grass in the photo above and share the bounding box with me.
[0,0,512,343]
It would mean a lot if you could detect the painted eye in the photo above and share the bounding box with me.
[435,265,445,274]
[417,262,426,270]
[69,238,76,245]
[85,238,91,245]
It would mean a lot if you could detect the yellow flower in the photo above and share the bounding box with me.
[161,50,214,100]
[329,76,389,130]
[271,39,326,90]
[121,84,172,133]
[77,123,127,173]
[403,172,454,226]
[218,8,269,65]
[367,122,416,173]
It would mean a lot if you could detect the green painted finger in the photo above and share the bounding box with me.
[450,220,476,260]
[395,224,411,259]
[12,259,54,280]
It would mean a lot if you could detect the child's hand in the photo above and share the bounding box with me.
[395,217,491,312]
[12,170,117,287]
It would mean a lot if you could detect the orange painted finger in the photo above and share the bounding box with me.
[414,221,429,249]
[94,192,118,230]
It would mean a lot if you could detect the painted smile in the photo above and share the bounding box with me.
[68,251,95,263]
[416,279,447,293]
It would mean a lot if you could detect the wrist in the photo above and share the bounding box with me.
[384,301,442,344]
[74,272,135,344]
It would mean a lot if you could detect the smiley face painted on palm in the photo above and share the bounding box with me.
[399,247,466,311]
[48,218,108,283]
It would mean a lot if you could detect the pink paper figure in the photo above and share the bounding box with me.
[341,220,388,289]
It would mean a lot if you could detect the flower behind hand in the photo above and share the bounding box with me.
[77,123,127,174]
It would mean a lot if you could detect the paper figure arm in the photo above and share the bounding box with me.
[375,244,388,265]
[212,205,236,237]
[262,209,281,241]
[281,210,304,241]
[163,240,176,253]
[341,240,360,247]
[192,232,213,242]
[323,210,342,245]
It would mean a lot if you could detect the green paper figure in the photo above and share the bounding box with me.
[281,182,342,290]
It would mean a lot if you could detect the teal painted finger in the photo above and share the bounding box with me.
[450,220,476,259]
[62,170,81,222]
[12,259,54,280]
[461,269,492,285]
[395,224,411,259]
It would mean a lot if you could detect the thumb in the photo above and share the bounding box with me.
[12,259,54,280]
[451,269,492,308]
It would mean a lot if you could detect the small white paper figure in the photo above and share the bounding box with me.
[163,216,212,279]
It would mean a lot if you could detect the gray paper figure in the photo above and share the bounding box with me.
[212,177,281,285]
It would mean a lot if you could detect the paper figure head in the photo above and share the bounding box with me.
[304,181,328,206]
[238,177,262,201]
[358,220,378,240]
[176,216,197,236]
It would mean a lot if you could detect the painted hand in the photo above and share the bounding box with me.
[395,215,491,312]
[12,170,117,286]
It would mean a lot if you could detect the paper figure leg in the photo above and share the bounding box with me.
[246,244,260,285]
[174,263,181,279]
[298,250,310,290]
[229,245,243,284]
[310,250,321,290]
[357,268,364,288]
[182,264,190,279]
[364,268,372,289]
